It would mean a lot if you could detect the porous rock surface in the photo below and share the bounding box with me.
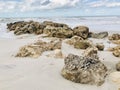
[73,26,89,39]
[61,54,108,86]
[16,39,62,58]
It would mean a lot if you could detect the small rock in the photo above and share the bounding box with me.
[109,34,120,40]
[96,43,104,51]
[90,32,108,39]
[74,40,92,49]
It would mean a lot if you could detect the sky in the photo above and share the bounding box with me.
[0,0,120,17]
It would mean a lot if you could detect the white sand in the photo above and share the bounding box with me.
[0,35,120,90]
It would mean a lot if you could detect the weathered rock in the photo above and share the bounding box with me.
[16,39,62,58]
[113,49,120,57]
[66,36,83,45]
[61,54,108,86]
[109,34,120,40]
[108,46,120,57]
[43,24,73,38]
[7,21,44,35]
[96,43,104,51]
[74,40,92,49]
[73,26,89,39]
[112,40,120,45]
[83,47,98,58]
[116,62,120,71]
[47,49,64,58]
[90,32,108,39]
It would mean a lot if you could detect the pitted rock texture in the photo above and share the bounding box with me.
[16,39,62,58]
[61,54,108,86]
[73,26,89,39]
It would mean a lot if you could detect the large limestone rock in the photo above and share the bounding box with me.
[61,54,108,86]
[73,26,89,39]
[43,22,73,38]
[89,32,108,39]
[7,21,44,35]
[16,39,62,58]
[109,34,120,40]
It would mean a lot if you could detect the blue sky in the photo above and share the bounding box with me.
[0,0,120,17]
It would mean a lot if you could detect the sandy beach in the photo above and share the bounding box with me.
[0,32,120,90]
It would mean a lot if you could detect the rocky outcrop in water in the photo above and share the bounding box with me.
[73,26,89,39]
[16,39,62,58]
[89,32,108,39]
[61,54,108,86]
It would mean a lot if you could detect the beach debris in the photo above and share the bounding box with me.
[89,32,108,39]
[116,62,120,71]
[61,54,108,86]
[16,39,62,58]
[73,26,89,39]
[109,34,120,40]
[108,46,120,57]
[95,43,104,51]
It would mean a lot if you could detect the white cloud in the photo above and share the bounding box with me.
[88,0,120,8]
[0,0,120,13]
[0,0,80,12]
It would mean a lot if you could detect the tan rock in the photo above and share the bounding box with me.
[109,34,120,40]
[74,40,92,49]
[16,39,62,58]
[73,26,89,39]
[96,43,104,51]
[61,54,108,86]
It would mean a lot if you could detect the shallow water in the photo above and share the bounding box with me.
[0,16,120,38]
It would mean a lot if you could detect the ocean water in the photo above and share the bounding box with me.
[0,16,120,38]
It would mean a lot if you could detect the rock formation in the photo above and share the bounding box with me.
[43,23,73,38]
[108,34,120,40]
[73,26,89,39]
[16,39,62,58]
[7,21,74,38]
[95,43,104,51]
[89,32,108,39]
[61,54,108,86]
[108,46,120,57]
